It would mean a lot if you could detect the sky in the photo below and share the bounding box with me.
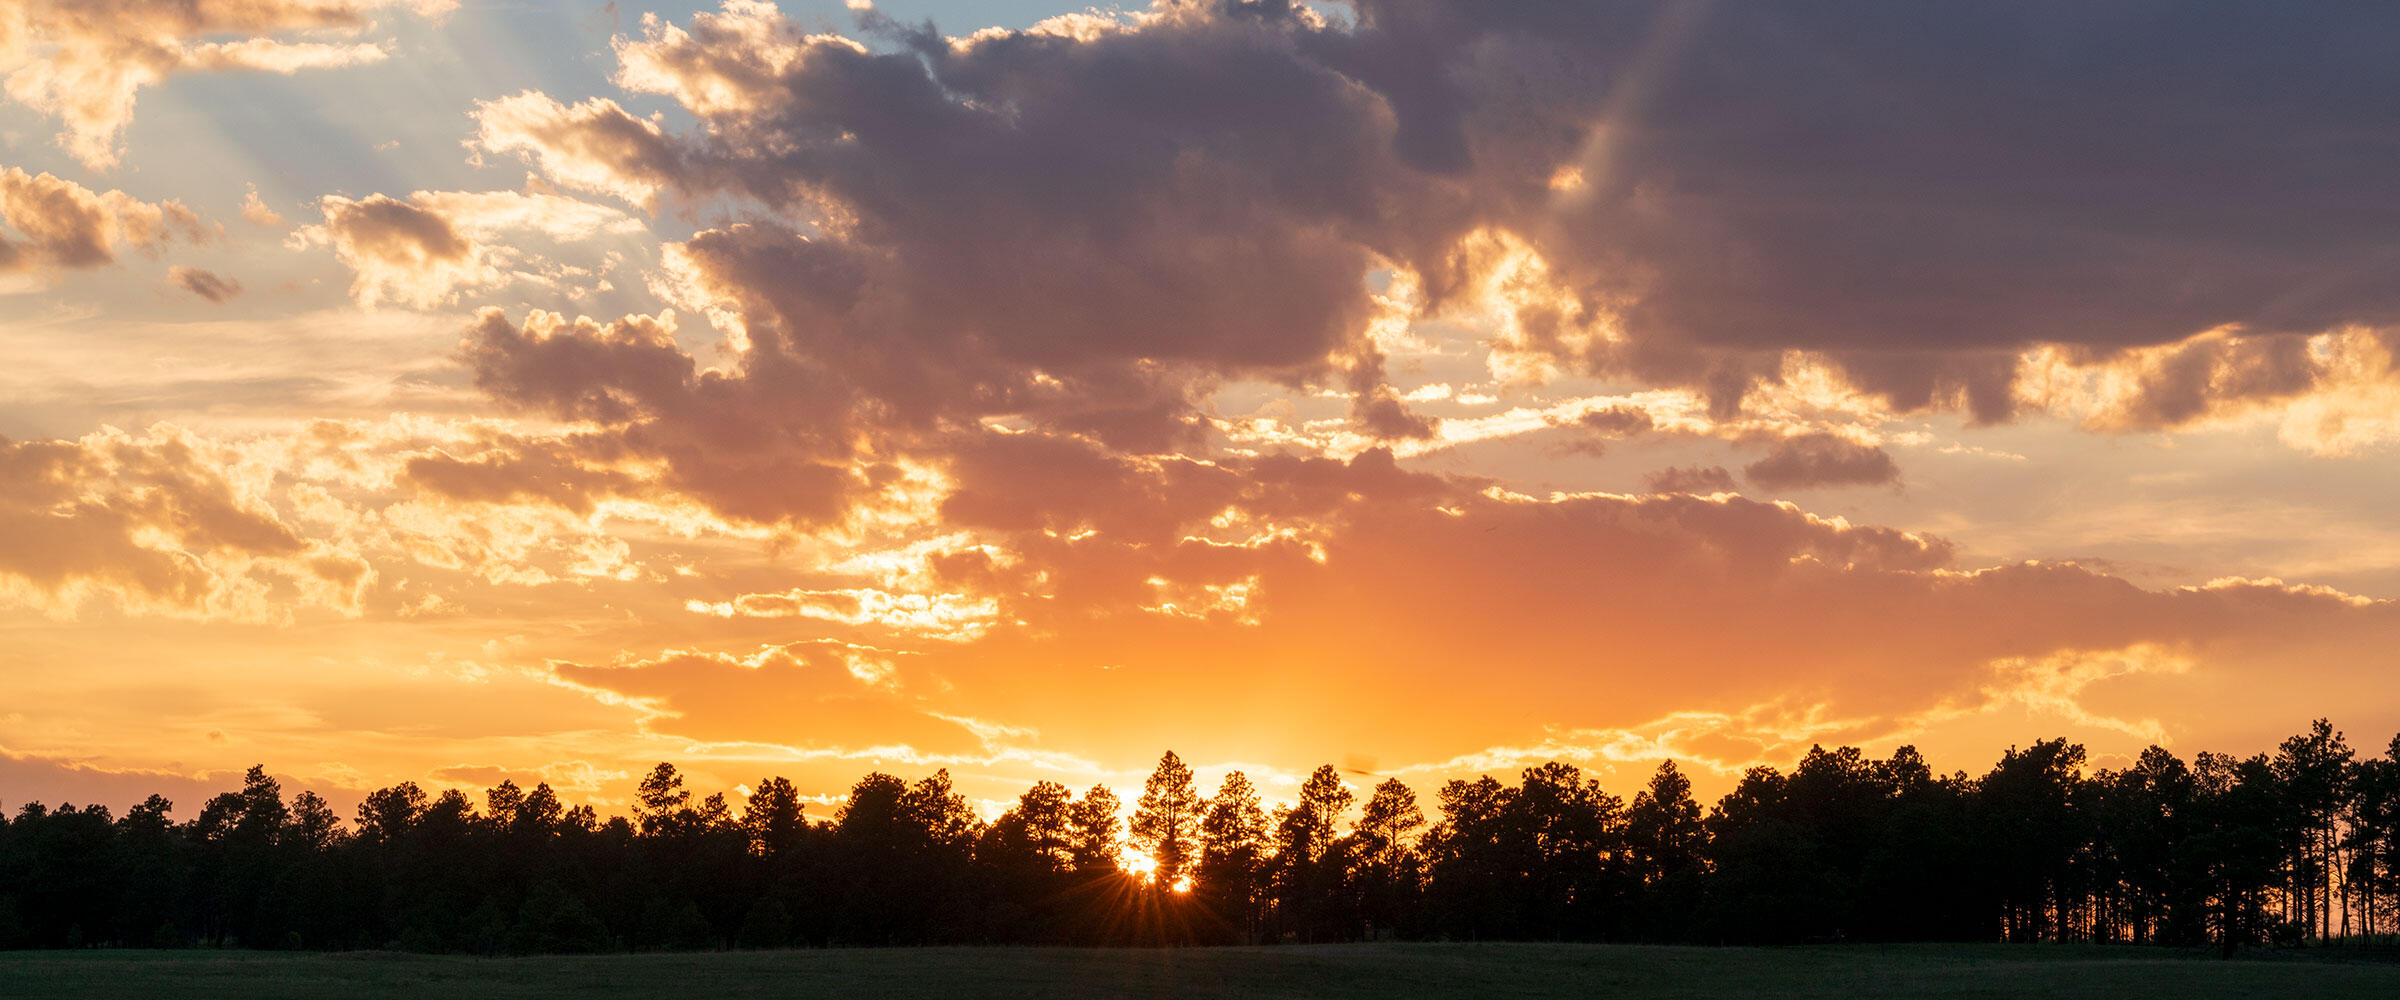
[3,0,2399,822]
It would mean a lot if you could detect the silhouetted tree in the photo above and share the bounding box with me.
[2190,751,2288,955]
[2275,719,2354,941]
[1626,761,1703,878]
[2090,747,2202,944]
[515,782,564,837]
[831,773,911,945]
[1195,771,1267,943]
[8,724,2398,955]
[1424,774,1517,940]
[1510,761,1624,939]
[1624,761,1705,938]
[354,782,424,845]
[1130,751,1203,891]
[2345,736,2400,940]
[1978,740,2087,943]
[741,777,807,858]
[994,781,1075,870]
[114,794,186,948]
[1068,785,1122,875]
[634,764,691,838]
[980,780,1079,942]
[1269,765,1352,942]
[1351,778,1424,939]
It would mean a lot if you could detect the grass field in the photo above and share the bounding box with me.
[5,942,2398,999]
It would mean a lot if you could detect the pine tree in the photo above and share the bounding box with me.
[1197,771,1269,941]
[1069,785,1123,874]
[742,777,807,857]
[1131,751,1204,887]
[635,762,691,837]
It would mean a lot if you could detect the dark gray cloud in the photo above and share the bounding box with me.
[1576,406,1656,437]
[1644,464,1736,494]
[1503,2,2400,417]
[1743,433,1899,492]
[458,308,868,525]
[168,266,242,303]
[459,0,2400,526]
[472,0,1467,474]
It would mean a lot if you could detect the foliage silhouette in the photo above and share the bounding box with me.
[8,725,2400,953]
[1130,751,1203,891]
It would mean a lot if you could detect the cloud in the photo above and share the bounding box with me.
[168,265,241,302]
[240,183,284,227]
[1547,402,1654,455]
[547,642,989,757]
[413,189,643,243]
[424,0,2374,537]
[298,189,641,308]
[1576,405,1655,437]
[426,761,615,793]
[0,747,258,813]
[471,91,683,211]
[0,0,452,168]
[468,1,1470,465]
[19,0,2400,811]
[1741,432,1899,491]
[0,425,365,619]
[399,433,645,517]
[301,193,478,309]
[426,763,545,789]
[2013,327,2400,454]
[1392,2,2400,419]
[873,456,2400,775]
[457,307,867,526]
[687,587,1004,643]
[482,0,2400,438]
[0,167,205,278]
[1644,465,1735,494]
[1350,383,1438,441]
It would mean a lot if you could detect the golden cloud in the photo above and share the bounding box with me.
[0,0,451,168]
[297,189,642,308]
[0,167,206,280]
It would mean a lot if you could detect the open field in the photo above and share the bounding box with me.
[5,943,2400,999]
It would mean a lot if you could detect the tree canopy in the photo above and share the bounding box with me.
[5,724,2400,954]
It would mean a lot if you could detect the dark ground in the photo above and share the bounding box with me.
[6,942,2398,999]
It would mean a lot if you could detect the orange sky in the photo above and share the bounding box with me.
[4,0,2400,821]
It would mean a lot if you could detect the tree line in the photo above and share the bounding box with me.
[4,720,2399,954]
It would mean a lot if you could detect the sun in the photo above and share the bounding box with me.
[1116,848,1193,892]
